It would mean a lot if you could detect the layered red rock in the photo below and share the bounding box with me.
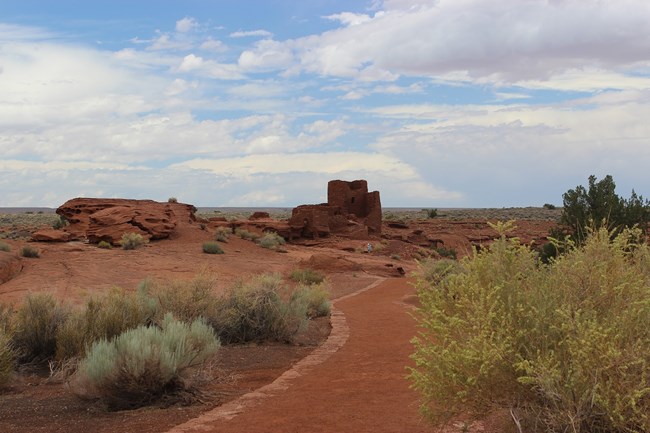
[31,229,72,242]
[0,253,22,284]
[56,198,196,244]
[288,179,382,239]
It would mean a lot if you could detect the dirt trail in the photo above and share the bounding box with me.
[167,277,436,433]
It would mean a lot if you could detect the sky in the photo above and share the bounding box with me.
[1,0,650,208]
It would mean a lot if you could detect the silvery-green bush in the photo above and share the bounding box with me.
[75,314,219,409]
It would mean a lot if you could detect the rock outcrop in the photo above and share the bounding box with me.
[55,198,196,244]
[31,228,72,242]
[289,179,382,239]
[0,253,22,284]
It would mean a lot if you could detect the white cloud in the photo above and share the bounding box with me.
[148,32,192,51]
[239,0,650,85]
[323,12,373,27]
[178,53,204,71]
[239,39,294,71]
[176,17,198,33]
[174,152,417,177]
[200,37,227,52]
[229,29,273,38]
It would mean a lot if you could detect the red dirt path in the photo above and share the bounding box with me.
[167,278,436,433]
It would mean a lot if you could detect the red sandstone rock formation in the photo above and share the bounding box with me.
[31,229,72,242]
[0,253,22,284]
[288,179,382,239]
[55,198,196,244]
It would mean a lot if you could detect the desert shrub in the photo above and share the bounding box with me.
[120,232,146,250]
[142,274,220,326]
[562,174,650,242]
[56,288,154,361]
[202,241,224,255]
[73,314,219,409]
[235,228,259,241]
[293,283,331,318]
[213,274,307,343]
[410,222,650,433]
[12,292,68,363]
[423,208,438,218]
[290,268,325,285]
[52,215,68,230]
[417,258,463,285]
[214,226,231,242]
[0,241,10,252]
[0,330,14,387]
[433,246,457,259]
[21,245,39,258]
[167,197,178,203]
[0,304,12,333]
[97,240,112,249]
[542,203,557,210]
[258,232,286,249]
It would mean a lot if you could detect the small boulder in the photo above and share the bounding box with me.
[31,229,71,242]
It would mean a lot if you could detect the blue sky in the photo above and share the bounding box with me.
[2,0,650,207]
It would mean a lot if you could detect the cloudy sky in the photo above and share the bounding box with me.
[2,0,649,208]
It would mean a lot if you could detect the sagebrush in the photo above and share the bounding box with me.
[12,292,68,362]
[21,245,39,258]
[141,274,220,326]
[202,241,224,254]
[214,226,231,242]
[56,288,154,361]
[410,222,650,433]
[290,268,325,285]
[258,232,286,249]
[73,314,219,409]
[120,232,146,250]
[212,274,308,343]
[0,330,14,387]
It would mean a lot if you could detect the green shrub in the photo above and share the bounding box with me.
[202,241,224,254]
[73,314,219,409]
[0,330,14,387]
[542,203,557,210]
[562,174,650,242]
[235,228,259,241]
[417,258,462,285]
[410,222,650,433]
[258,232,286,249]
[142,274,220,326]
[120,232,147,250]
[97,241,112,249]
[423,208,438,218]
[293,283,331,318]
[52,215,68,230]
[12,292,68,362]
[21,245,40,258]
[167,197,178,203]
[212,274,307,343]
[214,226,231,242]
[433,246,457,259]
[290,268,325,285]
[56,288,154,361]
[0,242,10,252]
